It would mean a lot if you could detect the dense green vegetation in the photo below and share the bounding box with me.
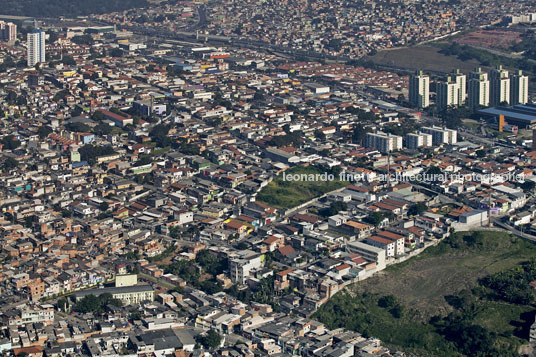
[314,232,536,356]
[511,30,536,62]
[74,293,123,314]
[439,42,536,75]
[78,144,116,164]
[257,165,348,209]
[1,0,148,17]
[197,329,222,349]
[163,250,228,295]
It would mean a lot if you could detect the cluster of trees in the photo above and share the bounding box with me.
[1,135,21,150]
[378,295,404,318]
[440,106,473,130]
[225,275,278,306]
[479,259,536,305]
[269,130,303,147]
[164,250,227,295]
[1,0,148,17]
[383,119,418,137]
[6,91,27,106]
[149,124,171,148]
[74,293,123,314]
[319,201,347,217]
[197,329,222,350]
[72,35,94,45]
[431,312,507,356]
[78,144,116,164]
[3,158,19,170]
[440,42,536,75]
[195,250,228,276]
[408,203,427,216]
[364,211,394,227]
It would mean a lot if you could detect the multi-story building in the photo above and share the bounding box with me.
[0,21,16,42]
[437,76,459,110]
[453,69,466,105]
[406,132,433,149]
[6,305,55,327]
[409,70,430,108]
[229,250,263,284]
[74,285,155,305]
[27,29,46,67]
[365,132,403,153]
[420,126,457,145]
[490,65,510,106]
[468,68,489,109]
[510,70,529,105]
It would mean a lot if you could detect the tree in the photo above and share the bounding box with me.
[99,202,109,212]
[319,201,347,217]
[475,149,487,158]
[314,129,326,141]
[198,329,221,349]
[378,295,397,308]
[38,126,52,139]
[352,125,371,145]
[521,180,536,192]
[3,157,19,169]
[408,203,427,216]
[61,55,77,66]
[57,297,68,312]
[109,48,123,58]
[1,135,20,150]
[364,212,386,227]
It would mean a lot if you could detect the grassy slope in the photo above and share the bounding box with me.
[314,231,536,356]
[256,166,348,209]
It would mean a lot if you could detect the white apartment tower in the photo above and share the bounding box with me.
[406,132,433,150]
[365,132,403,153]
[0,21,17,42]
[468,68,489,109]
[27,29,46,67]
[409,70,430,109]
[420,126,457,145]
[437,76,459,110]
[490,65,510,106]
[453,69,466,105]
[510,70,529,105]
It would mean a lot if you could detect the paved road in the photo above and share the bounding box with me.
[492,218,536,243]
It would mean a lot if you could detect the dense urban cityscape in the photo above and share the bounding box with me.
[2,0,536,356]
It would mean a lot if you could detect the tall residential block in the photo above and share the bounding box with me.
[365,132,403,153]
[468,68,489,109]
[437,76,459,110]
[409,70,430,108]
[510,70,529,105]
[27,29,46,67]
[490,65,510,106]
[453,69,466,105]
[420,126,457,145]
[406,132,433,150]
[0,21,17,42]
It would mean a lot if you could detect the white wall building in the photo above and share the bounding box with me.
[490,66,510,106]
[409,70,430,108]
[27,29,46,67]
[510,70,529,105]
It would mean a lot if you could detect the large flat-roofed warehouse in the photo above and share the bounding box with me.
[478,104,536,128]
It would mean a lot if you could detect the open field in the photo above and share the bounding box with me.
[356,231,536,318]
[256,166,347,209]
[453,30,523,51]
[314,231,536,356]
[366,45,481,74]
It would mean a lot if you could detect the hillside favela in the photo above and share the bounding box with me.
[3,0,536,356]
